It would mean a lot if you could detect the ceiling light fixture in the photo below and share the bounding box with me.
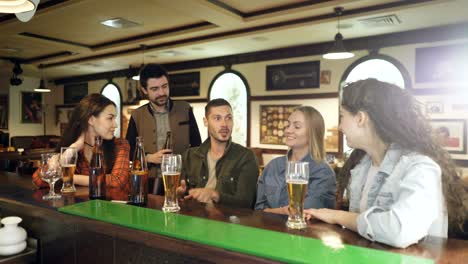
[0,0,34,13]
[10,61,23,86]
[323,7,354,60]
[34,64,51,92]
[132,44,146,81]
[100,18,141,29]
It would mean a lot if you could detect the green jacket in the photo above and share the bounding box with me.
[182,138,259,208]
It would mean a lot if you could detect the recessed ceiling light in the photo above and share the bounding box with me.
[251,36,269,42]
[0,47,21,53]
[160,50,183,57]
[81,62,102,67]
[337,23,353,30]
[100,18,141,29]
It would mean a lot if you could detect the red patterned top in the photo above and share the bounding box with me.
[32,138,130,200]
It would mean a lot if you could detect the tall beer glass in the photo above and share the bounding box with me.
[285,161,309,229]
[60,147,78,193]
[161,154,182,212]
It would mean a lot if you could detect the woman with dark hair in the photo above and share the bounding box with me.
[33,94,130,200]
[255,106,336,213]
[304,78,467,247]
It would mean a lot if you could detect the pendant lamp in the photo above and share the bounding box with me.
[323,7,354,60]
[34,65,51,92]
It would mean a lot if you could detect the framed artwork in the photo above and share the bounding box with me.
[125,78,145,104]
[64,82,88,104]
[60,123,68,136]
[426,101,444,114]
[320,70,331,85]
[415,43,468,83]
[430,119,467,154]
[0,95,8,129]
[260,105,299,145]
[121,106,137,138]
[21,92,42,124]
[266,61,320,91]
[169,72,200,97]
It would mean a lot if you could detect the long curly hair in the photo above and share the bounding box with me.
[337,78,467,238]
[58,94,116,173]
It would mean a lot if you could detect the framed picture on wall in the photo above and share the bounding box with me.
[64,82,88,104]
[430,119,467,154]
[0,95,8,129]
[260,104,299,145]
[426,101,444,114]
[266,61,320,91]
[415,43,468,83]
[169,72,200,97]
[21,92,42,124]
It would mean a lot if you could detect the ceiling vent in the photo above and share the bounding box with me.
[359,14,401,27]
[100,18,142,29]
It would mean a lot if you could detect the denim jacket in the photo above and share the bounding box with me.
[255,152,336,210]
[349,144,447,248]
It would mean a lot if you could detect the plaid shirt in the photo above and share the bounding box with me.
[32,138,130,200]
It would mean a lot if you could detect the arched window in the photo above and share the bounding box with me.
[209,70,250,146]
[101,82,122,138]
[340,54,411,153]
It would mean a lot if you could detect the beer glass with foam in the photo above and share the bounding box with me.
[285,161,309,229]
[161,154,182,212]
[60,147,78,193]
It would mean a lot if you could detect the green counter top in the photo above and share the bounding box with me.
[59,200,432,264]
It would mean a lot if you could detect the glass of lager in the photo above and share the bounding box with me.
[60,147,78,193]
[285,161,309,229]
[161,154,182,212]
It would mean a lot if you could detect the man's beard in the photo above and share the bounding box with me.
[151,95,168,106]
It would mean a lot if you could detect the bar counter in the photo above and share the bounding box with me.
[0,171,467,263]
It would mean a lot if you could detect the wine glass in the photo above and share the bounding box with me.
[285,161,309,229]
[60,147,78,193]
[161,154,182,212]
[40,153,62,200]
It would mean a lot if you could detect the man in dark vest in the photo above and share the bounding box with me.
[126,63,201,194]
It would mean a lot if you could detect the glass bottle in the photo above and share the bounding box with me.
[153,131,173,195]
[129,137,149,206]
[89,136,106,200]
[163,131,173,153]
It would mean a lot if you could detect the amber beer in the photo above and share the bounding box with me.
[286,179,308,229]
[162,172,180,210]
[129,137,149,206]
[89,135,106,200]
[61,164,76,193]
[129,170,149,206]
[161,154,182,212]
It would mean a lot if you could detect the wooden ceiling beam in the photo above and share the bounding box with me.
[154,0,244,27]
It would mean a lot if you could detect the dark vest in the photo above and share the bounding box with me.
[130,101,193,177]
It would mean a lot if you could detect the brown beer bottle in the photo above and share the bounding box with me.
[163,131,173,153]
[89,136,106,200]
[129,137,149,206]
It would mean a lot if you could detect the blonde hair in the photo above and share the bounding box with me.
[293,106,326,163]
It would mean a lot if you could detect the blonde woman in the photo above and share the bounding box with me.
[255,106,336,213]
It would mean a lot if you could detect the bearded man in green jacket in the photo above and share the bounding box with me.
[177,98,259,208]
